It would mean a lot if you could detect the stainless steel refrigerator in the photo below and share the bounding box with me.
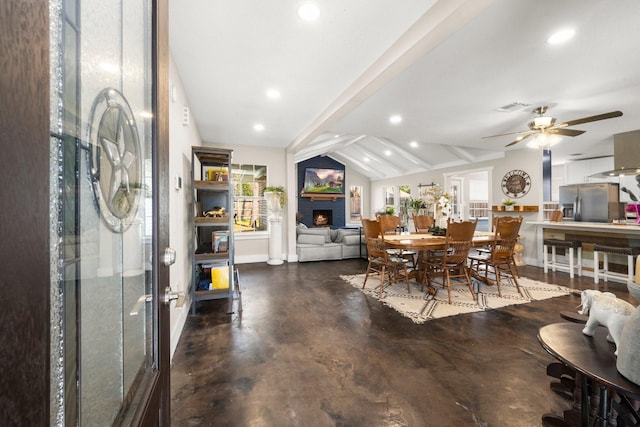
[559,183,621,222]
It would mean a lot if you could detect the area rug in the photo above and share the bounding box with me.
[340,273,573,324]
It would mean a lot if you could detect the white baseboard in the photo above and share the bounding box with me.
[170,298,190,362]
[235,254,269,264]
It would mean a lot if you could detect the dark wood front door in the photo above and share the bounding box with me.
[0,0,170,425]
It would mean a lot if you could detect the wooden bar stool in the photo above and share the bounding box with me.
[543,239,582,278]
[593,244,640,284]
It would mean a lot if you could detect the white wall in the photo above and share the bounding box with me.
[168,53,204,358]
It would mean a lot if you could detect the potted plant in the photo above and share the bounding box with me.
[410,197,424,212]
[263,185,287,220]
[502,197,516,211]
[263,185,287,265]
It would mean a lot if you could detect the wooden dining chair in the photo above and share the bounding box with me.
[362,219,411,298]
[413,214,435,232]
[362,218,381,239]
[378,214,402,234]
[550,210,563,222]
[422,218,478,303]
[468,216,523,297]
[377,214,417,267]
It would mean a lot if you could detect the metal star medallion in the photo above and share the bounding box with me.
[86,88,143,232]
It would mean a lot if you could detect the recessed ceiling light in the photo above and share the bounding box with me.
[409,141,419,148]
[384,150,392,156]
[253,123,264,132]
[389,115,402,125]
[266,88,281,100]
[547,28,575,45]
[297,3,320,21]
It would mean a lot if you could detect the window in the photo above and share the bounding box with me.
[231,164,267,232]
[468,178,489,219]
[349,185,362,222]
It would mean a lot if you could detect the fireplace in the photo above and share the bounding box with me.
[313,210,333,227]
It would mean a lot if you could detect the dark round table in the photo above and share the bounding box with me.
[538,323,640,426]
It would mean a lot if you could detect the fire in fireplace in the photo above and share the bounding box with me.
[313,210,333,227]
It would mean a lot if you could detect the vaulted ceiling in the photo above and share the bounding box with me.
[169,0,640,180]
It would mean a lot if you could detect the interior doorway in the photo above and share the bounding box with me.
[444,168,492,231]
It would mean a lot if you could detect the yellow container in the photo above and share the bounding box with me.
[210,266,229,289]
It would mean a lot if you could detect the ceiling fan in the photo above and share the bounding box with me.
[483,106,623,147]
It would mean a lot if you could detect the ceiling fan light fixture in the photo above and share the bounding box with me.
[527,133,561,149]
[532,116,555,129]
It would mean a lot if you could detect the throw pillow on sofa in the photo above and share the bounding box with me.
[296,226,332,243]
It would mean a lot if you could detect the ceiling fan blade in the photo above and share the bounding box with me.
[482,130,532,139]
[548,128,585,137]
[505,133,533,147]
[556,111,623,128]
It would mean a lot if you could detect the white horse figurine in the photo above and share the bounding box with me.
[578,289,635,356]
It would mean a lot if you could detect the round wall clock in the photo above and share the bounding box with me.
[501,169,531,198]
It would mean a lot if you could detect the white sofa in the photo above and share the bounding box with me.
[296,224,365,262]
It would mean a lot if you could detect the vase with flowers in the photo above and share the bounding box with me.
[423,184,452,228]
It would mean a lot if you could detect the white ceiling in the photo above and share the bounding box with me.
[169,0,640,180]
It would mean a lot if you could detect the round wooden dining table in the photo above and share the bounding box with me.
[382,232,495,294]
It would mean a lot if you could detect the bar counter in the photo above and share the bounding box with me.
[530,221,640,235]
[531,221,640,282]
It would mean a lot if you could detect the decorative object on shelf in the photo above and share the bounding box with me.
[502,197,516,211]
[263,185,287,265]
[578,290,635,356]
[501,169,531,198]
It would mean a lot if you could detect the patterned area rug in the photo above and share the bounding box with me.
[340,273,573,324]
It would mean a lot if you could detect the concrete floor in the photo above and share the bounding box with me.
[170,260,631,426]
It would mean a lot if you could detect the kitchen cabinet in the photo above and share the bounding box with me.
[565,157,614,184]
[191,146,235,314]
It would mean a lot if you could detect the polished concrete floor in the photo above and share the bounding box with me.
[170,260,632,426]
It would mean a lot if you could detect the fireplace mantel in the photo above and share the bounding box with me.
[301,192,345,202]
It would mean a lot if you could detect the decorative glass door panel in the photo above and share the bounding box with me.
[50,0,160,424]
